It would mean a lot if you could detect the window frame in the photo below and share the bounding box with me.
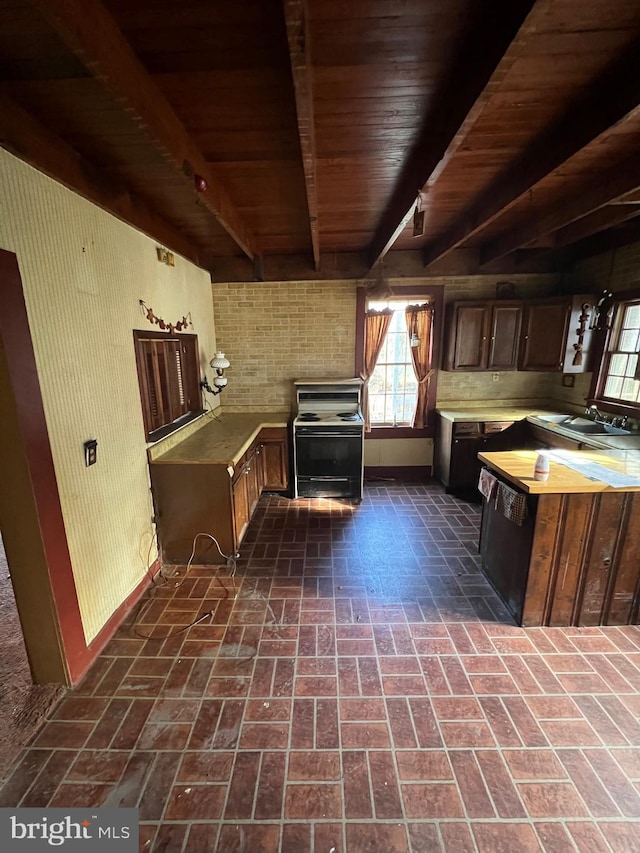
[133,329,204,442]
[355,285,443,438]
[588,287,640,418]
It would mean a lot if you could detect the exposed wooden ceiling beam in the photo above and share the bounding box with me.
[0,91,203,266]
[565,221,640,263]
[553,204,640,248]
[209,247,557,283]
[424,37,640,268]
[481,154,640,263]
[366,0,541,269]
[31,0,258,261]
[283,0,320,271]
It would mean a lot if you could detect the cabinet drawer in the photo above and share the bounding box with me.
[453,422,481,435]
[483,421,514,434]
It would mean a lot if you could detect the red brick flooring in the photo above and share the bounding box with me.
[1,482,640,852]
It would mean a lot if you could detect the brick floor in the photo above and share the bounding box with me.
[1,481,640,852]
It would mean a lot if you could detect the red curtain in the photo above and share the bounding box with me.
[405,303,435,429]
[359,309,393,431]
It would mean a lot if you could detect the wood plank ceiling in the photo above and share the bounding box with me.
[2,0,640,280]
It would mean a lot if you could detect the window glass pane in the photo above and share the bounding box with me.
[621,378,639,401]
[619,329,639,352]
[366,299,424,425]
[624,304,640,327]
[609,353,628,376]
[604,375,623,397]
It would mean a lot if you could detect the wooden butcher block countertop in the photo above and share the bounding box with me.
[150,413,289,467]
[479,449,640,494]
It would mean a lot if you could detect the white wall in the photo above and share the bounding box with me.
[0,150,217,643]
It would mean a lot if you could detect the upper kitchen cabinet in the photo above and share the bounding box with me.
[519,295,595,373]
[445,295,594,373]
[444,300,522,371]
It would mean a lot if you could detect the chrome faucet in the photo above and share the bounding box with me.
[586,404,607,423]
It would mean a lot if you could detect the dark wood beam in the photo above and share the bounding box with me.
[366,0,541,269]
[553,204,640,248]
[32,0,258,261]
[566,221,640,262]
[425,37,640,267]
[482,153,640,263]
[283,0,320,271]
[0,92,203,266]
[209,247,557,283]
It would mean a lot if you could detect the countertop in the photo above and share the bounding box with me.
[526,414,640,452]
[149,413,289,467]
[479,449,640,494]
[436,406,555,423]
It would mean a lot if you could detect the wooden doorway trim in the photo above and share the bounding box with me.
[0,249,88,685]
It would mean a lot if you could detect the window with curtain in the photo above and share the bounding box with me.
[367,300,424,426]
[133,330,203,441]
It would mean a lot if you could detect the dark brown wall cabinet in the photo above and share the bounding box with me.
[445,300,522,371]
[444,295,594,373]
[150,427,289,564]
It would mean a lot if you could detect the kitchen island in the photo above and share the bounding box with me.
[478,449,640,628]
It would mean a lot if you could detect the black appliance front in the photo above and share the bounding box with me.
[295,426,363,499]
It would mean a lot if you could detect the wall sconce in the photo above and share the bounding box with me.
[200,352,230,395]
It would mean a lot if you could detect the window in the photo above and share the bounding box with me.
[589,290,640,417]
[367,300,419,425]
[599,298,640,405]
[133,330,203,441]
[355,285,442,436]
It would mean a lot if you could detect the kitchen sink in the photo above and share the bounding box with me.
[536,414,630,436]
[561,421,630,436]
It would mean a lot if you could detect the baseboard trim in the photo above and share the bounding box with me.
[364,466,433,481]
[71,559,159,685]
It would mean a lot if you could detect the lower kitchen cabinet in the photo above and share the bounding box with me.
[435,417,522,497]
[259,427,289,490]
[480,481,640,627]
[150,427,289,564]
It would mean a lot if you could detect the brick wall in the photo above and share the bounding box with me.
[213,274,562,411]
[212,280,358,410]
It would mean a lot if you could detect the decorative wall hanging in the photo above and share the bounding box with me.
[572,301,592,366]
[139,299,193,333]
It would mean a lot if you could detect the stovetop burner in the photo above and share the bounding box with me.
[298,412,320,421]
[337,412,358,421]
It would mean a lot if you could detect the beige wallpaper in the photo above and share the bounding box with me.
[0,150,217,643]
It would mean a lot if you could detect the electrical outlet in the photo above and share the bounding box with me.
[492,373,500,382]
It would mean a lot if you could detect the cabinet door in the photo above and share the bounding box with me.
[245,449,260,516]
[519,301,570,371]
[232,470,249,548]
[448,303,489,370]
[261,440,288,490]
[449,436,482,491]
[487,302,522,370]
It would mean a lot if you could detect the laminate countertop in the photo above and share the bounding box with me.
[479,449,640,494]
[149,413,289,467]
[436,406,555,423]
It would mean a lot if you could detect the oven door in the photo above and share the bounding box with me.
[295,426,363,478]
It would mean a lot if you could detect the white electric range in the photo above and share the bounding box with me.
[292,379,364,499]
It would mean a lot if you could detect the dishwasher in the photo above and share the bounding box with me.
[478,471,538,624]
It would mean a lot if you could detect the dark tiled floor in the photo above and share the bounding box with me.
[2,481,640,852]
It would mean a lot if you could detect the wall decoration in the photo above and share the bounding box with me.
[139,299,193,333]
